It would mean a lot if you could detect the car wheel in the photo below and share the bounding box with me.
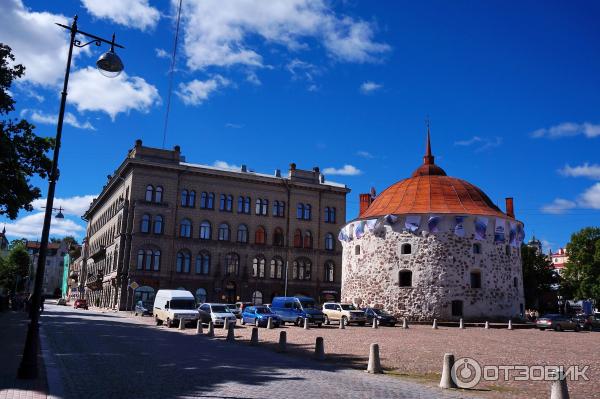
[554,324,562,332]
[539,328,545,331]
[324,315,330,325]
[155,317,163,326]
[316,323,322,328]
[255,319,260,327]
[134,312,138,316]
[574,325,581,332]
[166,318,173,328]
[342,316,348,326]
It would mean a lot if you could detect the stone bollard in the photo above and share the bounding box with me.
[372,318,378,329]
[366,343,382,374]
[459,319,465,329]
[402,318,409,329]
[304,317,310,330]
[196,319,203,335]
[226,323,235,342]
[550,367,570,399]
[339,318,346,329]
[207,321,215,337]
[314,337,325,361]
[439,353,457,389]
[484,321,489,329]
[432,319,438,329]
[250,327,259,346]
[267,317,273,329]
[277,331,287,353]
[179,319,185,330]
[223,319,229,330]
[508,320,513,330]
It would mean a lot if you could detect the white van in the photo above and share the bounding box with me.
[153,289,199,328]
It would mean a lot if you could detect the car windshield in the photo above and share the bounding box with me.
[256,307,272,314]
[300,300,316,309]
[170,299,196,310]
[371,308,389,315]
[211,305,229,313]
[341,304,357,310]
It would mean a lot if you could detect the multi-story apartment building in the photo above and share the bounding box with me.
[82,140,349,310]
[26,239,70,296]
[549,248,569,275]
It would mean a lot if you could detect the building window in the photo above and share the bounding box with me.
[238,196,251,214]
[145,185,154,202]
[255,198,268,215]
[270,257,283,279]
[176,251,191,273]
[155,186,163,203]
[303,230,312,248]
[293,258,311,280]
[180,219,192,238]
[401,243,412,254]
[473,243,481,254]
[451,300,463,317]
[200,220,212,240]
[325,207,336,223]
[218,223,230,241]
[513,277,518,288]
[293,229,302,248]
[220,194,226,211]
[252,256,266,278]
[304,204,312,220]
[273,228,284,247]
[296,203,304,219]
[255,226,266,245]
[273,200,285,217]
[399,270,412,287]
[195,251,210,275]
[505,245,510,256]
[324,261,335,282]
[188,190,196,207]
[226,253,239,275]
[200,192,215,209]
[137,249,160,271]
[195,288,207,304]
[220,194,233,212]
[153,215,163,234]
[324,233,335,251]
[355,245,360,255]
[140,214,150,233]
[137,250,144,270]
[181,190,188,207]
[153,250,160,271]
[237,224,249,243]
[252,290,263,305]
[470,270,482,289]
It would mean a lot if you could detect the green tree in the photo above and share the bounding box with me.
[521,244,558,312]
[0,242,30,292]
[0,43,54,220]
[562,227,600,303]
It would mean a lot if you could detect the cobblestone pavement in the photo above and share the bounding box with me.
[41,304,480,399]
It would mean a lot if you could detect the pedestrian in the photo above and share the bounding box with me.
[40,296,45,312]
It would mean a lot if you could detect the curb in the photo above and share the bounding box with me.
[39,324,65,399]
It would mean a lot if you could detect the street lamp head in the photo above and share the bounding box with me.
[55,209,64,219]
[96,48,124,78]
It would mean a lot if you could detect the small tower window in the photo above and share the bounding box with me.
[399,270,412,287]
[355,245,361,255]
[513,277,518,288]
[401,243,412,254]
[473,243,481,254]
[470,271,482,289]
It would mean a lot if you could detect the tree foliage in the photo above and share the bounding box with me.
[562,227,600,303]
[0,43,54,220]
[521,244,558,311]
[0,242,30,291]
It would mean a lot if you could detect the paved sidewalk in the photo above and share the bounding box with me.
[0,311,47,399]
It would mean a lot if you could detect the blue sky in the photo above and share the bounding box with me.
[1,0,599,252]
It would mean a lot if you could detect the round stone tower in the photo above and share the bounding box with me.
[339,130,525,321]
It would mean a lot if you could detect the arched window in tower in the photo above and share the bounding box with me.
[399,270,412,287]
[473,243,481,254]
[513,276,518,288]
[470,270,482,289]
[401,243,412,255]
[255,226,266,245]
[140,214,150,233]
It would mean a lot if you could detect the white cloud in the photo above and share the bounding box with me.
[213,160,240,171]
[541,198,577,214]
[359,81,382,94]
[559,163,600,180]
[31,195,97,217]
[176,75,230,106]
[0,0,87,87]
[21,109,95,130]
[579,183,600,209]
[178,0,390,70]
[287,59,318,81]
[245,71,262,86]
[531,122,600,139]
[3,212,85,240]
[356,150,374,159]
[68,67,160,120]
[225,123,243,129]
[454,136,502,152]
[81,0,160,31]
[155,48,170,59]
[323,164,362,176]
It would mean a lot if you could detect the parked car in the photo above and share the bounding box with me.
[270,296,325,327]
[364,307,397,326]
[134,300,152,316]
[153,290,199,328]
[57,298,67,306]
[226,303,242,318]
[198,303,237,327]
[235,302,254,315]
[241,305,281,327]
[574,314,600,331]
[322,302,367,326]
[73,299,88,309]
[536,314,580,332]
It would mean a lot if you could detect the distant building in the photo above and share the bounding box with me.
[549,248,569,275]
[527,235,543,255]
[26,240,70,296]
[0,226,9,258]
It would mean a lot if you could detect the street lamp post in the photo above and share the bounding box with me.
[17,15,124,379]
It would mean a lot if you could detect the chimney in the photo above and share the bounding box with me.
[505,197,514,218]
[359,193,373,217]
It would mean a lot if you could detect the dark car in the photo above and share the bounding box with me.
[364,307,397,327]
[574,314,600,331]
[134,301,152,316]
[536,314,580,332]
[241,306,281,327]
[73,299,88,310]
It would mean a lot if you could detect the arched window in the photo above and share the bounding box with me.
[136,249,144,270]
[325,233,335,251]
[138,248,160,271]
[270,257,283,279]
[244,196,250,213]
[470,270,482,289]
[181,190,188,207]
[207,192,214,209]
[140,214,150,233]
[473,243,481,254]
[176,250,191,273]
[273,228,284,247]
[293,229,302,248]
[199,220,211,240]
[401,243,412,255]
[237,224,248,243]
[262,199,268,215]
[180,219,192,238]
[195,288,207,304]
[255,226,266,245]
[153,215,163,234]
[218,223,230,241]
[155,186,163,203]
[153,250,161,271]
[145,185,154,202]
[220,194,226,210]
[252,256,266,278]
[303,230,312,248]
[273,200,284,217]
[399,270,412,287]
[238,196,245,213]
[145,249,153,270]
[200,192,208,208]
[324,261,335,282]
[188,190,196,207]
[252,291,263,305]
[226,253,239,275]
[255,198,262,214]
[304,204,312,220]
[296,203,304,219]
[293,258,311,280]
[195,251,210,275]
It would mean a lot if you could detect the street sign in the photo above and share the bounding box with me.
[129,281,139,290]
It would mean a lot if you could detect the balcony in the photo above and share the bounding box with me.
[89,245,105,261]
[85,272,104,290]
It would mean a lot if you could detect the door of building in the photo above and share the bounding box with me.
[225,281,236,303]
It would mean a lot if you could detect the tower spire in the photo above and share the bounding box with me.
[423,119,434,165]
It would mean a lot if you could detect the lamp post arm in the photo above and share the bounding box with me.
[56,23,125,49]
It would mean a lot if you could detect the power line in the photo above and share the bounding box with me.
[162,0,183,149]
